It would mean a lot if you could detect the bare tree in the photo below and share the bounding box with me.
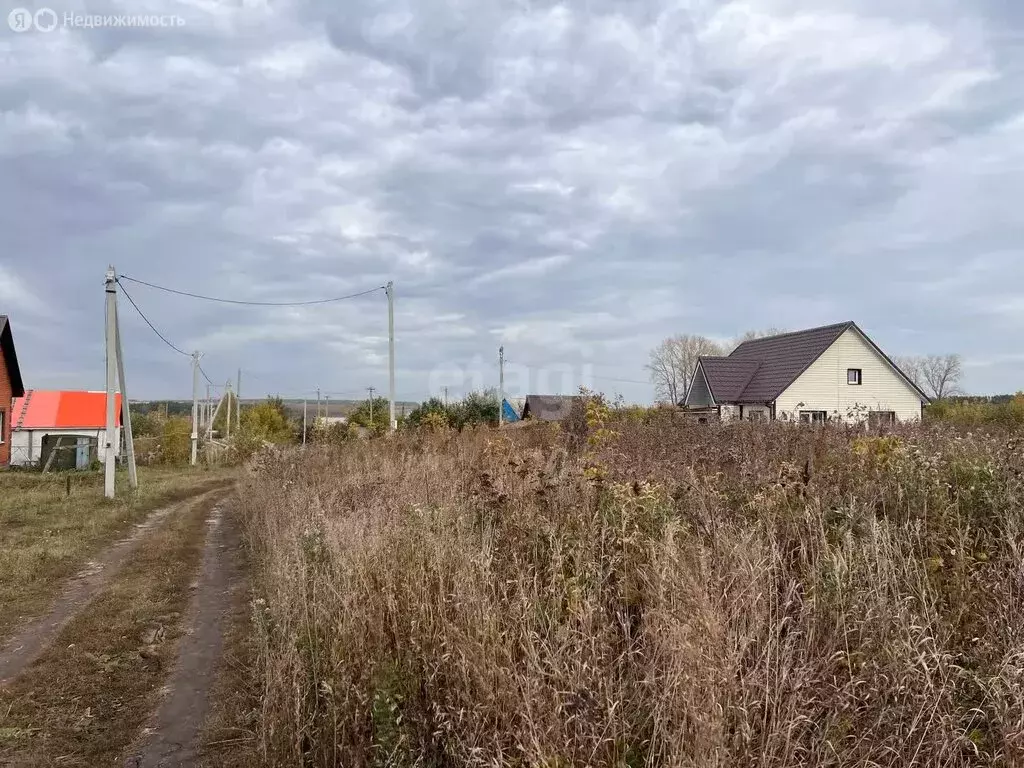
[647,334,724,404]
[895,354,963,399]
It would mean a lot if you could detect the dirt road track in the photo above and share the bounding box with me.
[124,498,245,768]
[0,488,227,687]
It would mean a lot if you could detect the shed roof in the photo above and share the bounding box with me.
[0,315,25,398]
[13,390,123,430]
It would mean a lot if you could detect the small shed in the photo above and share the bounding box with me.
[521,395,582,422]
[10,390,123,469]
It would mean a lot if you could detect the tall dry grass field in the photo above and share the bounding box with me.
[238,413,1024,767]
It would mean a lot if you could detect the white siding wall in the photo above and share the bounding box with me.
[9,427,119,466]
[775,329,923,422]
[685,367,715,407]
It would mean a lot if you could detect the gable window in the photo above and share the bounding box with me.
[799,410,828,425]
[848,368,862,385]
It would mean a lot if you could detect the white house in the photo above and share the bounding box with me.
[10,390,122,469]
[682,322,929,424]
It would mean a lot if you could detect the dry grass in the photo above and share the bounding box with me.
[0,489,226,767]
[0,466,235,641]
[238,416,1024,767]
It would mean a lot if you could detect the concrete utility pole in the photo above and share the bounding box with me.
[302,399,307,445]
[443,386,448,407]
[386,281,396,432]
[103,267,118,499]
[225,380,232,440]
[236,368,241,429]
[316,386,321,421]
[325,394,330,421]
[113,298,137,490]
[498,345,506,427]
[368,386,376,426]
[190,352,201,466]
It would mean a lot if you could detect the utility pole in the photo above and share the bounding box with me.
[236,368,241,430]
[368,386,376,426]
[325,394,330,421]
[386,281,396,432]
[225,380,232,441]
[190,352,201,466]
[498,345,505,427]
[113,296,137,490]
[302,399,307,446]
[443,386,448,407]
[103,267,118,499]
[316,386,321,422]
[205,383,212,440]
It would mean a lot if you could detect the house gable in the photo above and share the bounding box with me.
[683,362,715,407]
[775,327,926,421]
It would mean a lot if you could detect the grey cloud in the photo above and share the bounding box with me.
[1,0,1022,401]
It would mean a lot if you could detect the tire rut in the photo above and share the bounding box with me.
[0,486,227,687]
[124,497,244,768]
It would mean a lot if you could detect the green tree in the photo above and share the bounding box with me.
[405,398,451,429]
[240,397,294,444]
[449,390,499,429]
[348,396,390,434]
[160,416,192,464]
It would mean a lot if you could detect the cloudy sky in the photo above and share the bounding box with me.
[1,0,1022,403]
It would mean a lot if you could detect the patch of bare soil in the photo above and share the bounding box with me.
[123,498,247,768]
[0,486,227,687]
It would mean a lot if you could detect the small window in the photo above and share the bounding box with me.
[848,368,862,385]
[799,411,828,425]
[0,409,4,443]
[747,410,765,423]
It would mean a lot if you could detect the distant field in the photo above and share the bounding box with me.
[237,417,1024,766]
[0,466,235,641]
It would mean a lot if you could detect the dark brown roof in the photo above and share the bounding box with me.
[698,358,762,402]
[694,321,929,404]
[0,315,25,398]
[522,395,581,422]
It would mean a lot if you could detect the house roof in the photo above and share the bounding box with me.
[12,390,123,430]
[522,395,582,421]
[692,321,929,405]
[0,315,25,398]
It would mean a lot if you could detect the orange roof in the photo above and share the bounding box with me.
[12,390,123,430]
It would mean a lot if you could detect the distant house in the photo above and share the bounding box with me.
[682,322,929,424]
[521,395,582,422]
[0,316,26,467]
[10,391,122,469]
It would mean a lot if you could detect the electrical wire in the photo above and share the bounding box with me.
[117,280,191,358]
[118,274,386,307]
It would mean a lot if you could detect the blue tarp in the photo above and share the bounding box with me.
[502,399,520,422]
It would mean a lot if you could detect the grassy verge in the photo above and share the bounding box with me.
[0,466,235,641]
[0,489,224,767]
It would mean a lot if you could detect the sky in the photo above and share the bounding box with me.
[1,0,1022,403]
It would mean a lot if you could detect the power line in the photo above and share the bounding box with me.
[118,274,386,307]
[117,280,190,358]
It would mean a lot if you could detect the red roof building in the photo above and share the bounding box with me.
[10,390,122,468]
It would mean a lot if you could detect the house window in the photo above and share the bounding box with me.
[869,411,896,428]
[0,409,4,443]
[848,368,862,385]
[799,411,828,425]
[747,410,766,423]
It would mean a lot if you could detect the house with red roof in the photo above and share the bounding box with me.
[10,390,122,469]
[1,316,26,467]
